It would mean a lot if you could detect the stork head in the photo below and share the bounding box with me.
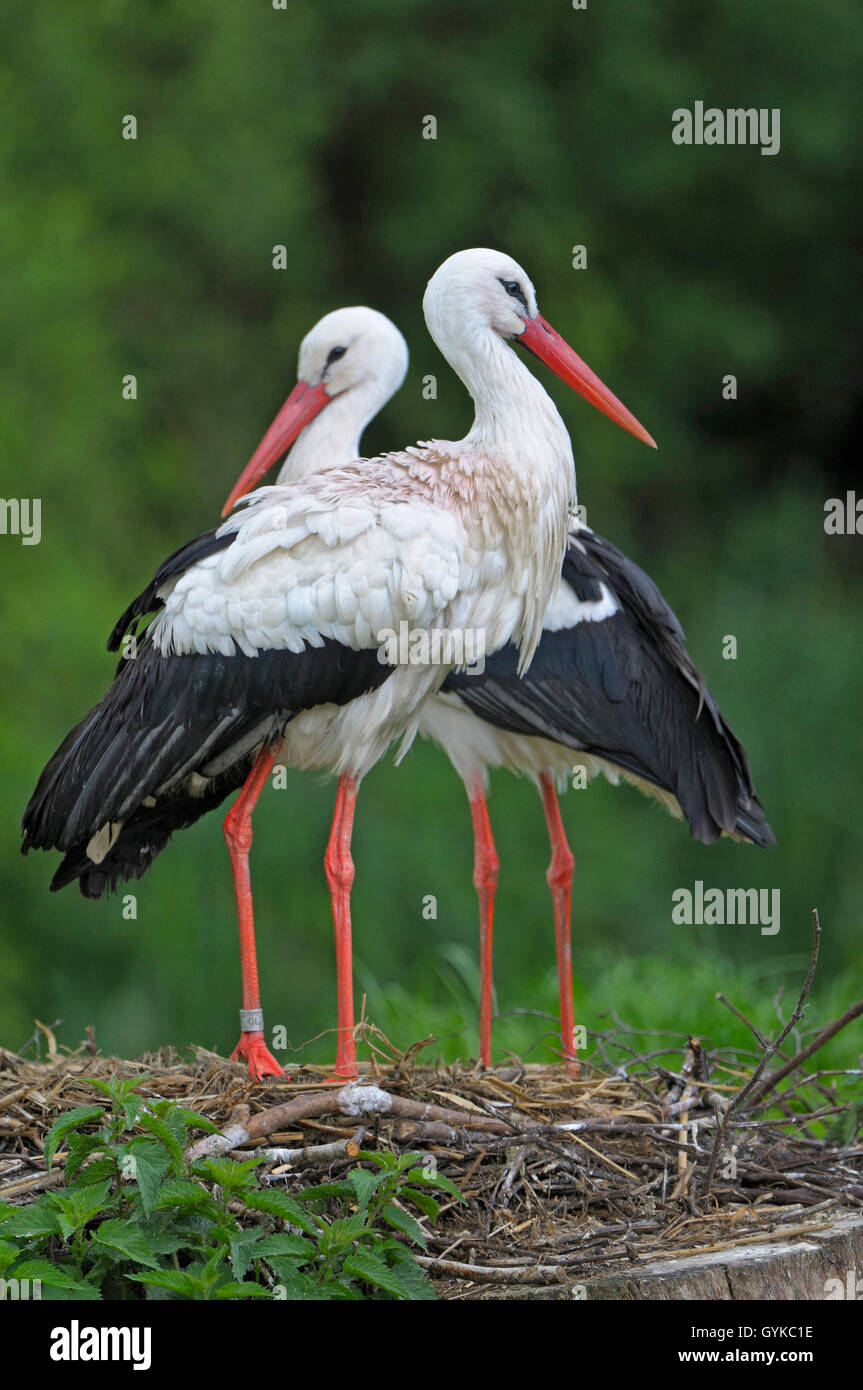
[423,248,655,449]
[222,306,408,515]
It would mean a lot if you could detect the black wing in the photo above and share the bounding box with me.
[444,529,774,848]
[23,526,393,895]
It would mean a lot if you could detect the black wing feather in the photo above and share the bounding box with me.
[23,521,394,895]
[444,529,774,848]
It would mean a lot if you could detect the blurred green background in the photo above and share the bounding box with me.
[2,1,861,1071]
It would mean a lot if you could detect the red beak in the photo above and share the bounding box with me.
[221,380,331,517]
[518,315,656,449]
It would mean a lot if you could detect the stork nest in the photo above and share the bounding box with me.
[2,953,861,1299]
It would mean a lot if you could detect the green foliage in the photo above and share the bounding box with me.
[360,945,863,1076]
[0,1081,454,1300]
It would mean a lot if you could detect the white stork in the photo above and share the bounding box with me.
[22,249,654,1081]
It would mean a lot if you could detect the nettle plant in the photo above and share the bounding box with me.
[0,1076,460,1300]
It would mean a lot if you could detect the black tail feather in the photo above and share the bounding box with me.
[23,633,393,896]
[49,752,257,897]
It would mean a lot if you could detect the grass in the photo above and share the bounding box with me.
[351,944,863,1075]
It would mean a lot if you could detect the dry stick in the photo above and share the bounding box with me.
[247,1137,358,1167]
[244,1125,366,1170]
[0,1166,66,1199]
[0,1087,29,1114]
[715,993,841,1112]
[746,998,863,1107]
[663,1091,729,1120]
[186,1093,344,1161]
[415,1252,631,1284]
[703,909,822,1192]
[185,1082,516,1162]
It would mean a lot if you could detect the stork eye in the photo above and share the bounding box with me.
[499,278,528,312]
[325,345,348,366]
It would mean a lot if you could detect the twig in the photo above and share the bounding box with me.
[746,999,863,1107]
[248,1125,366,1171]
[415,1253,629,1283]
[703,909,822,1191]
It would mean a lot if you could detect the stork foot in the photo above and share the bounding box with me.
[327,1045,358,1084]
[231,1031,286,1082]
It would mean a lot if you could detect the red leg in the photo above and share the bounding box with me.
[538,772,577,1068]
[468,781,500,1067]
[324,774,359,1080]
[223,745,285,1082]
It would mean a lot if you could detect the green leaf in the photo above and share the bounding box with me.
[152,1179,214,1213]
[267,1262,327,1299]
[347,1167,381,1212]
[296,1180,355,1203]
[399,1186,440,1220]
[230,1228,263,1279]
[254,1233,315,1262]
[170,1107,221,1137]
[136,1219,200,1257]
[395,1150,428,1174]
[342,1252,412,1299]
[325,1278,365,1301]
[0,1201,17,1225]
[78,1078,114,1097]
[11,1257,101,1296]
[2,1196,62,1239]
[381,1202,428,1249]
[50,1180,115,1239]
[121,1097,144,1129]
[214,1280,271,1299]
[385,1246,437,1301]
[103,1075,155,1105]
[358,1149,399,1170]
[404,1168,464,1200]
[146,1100,192,1147]
[136,1113,185,1175]
[64,1132,109,1183]
[91,1217,162,1269]
[323,1212,368,1247]
[124,1140,170,1215]
[44,1106,105,1168]
[0,1239,21,1273]
[244,1190,319,1233]
[76,1156,119,1187]
[128,1269,206,1299]
[193,1156,261,1196]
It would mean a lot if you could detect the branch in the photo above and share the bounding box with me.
[746,998,863,1107]
[185,1080,518,1161]
[703,909,822,1191]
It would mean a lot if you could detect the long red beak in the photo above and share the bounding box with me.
[221,380,331,516]
[519,315,656,449]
